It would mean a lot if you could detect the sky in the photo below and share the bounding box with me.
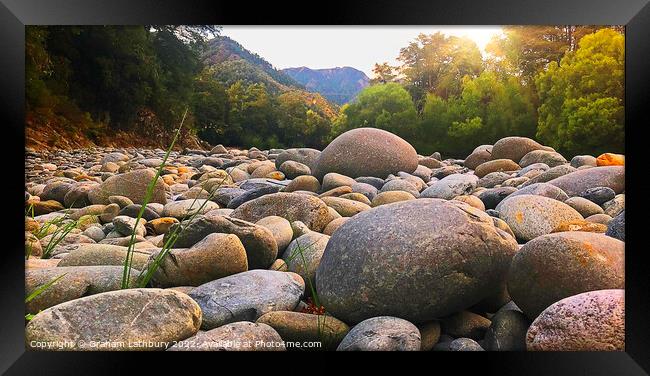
[220,26,504,77]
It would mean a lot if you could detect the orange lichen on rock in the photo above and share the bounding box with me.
[515,212,524,224]
[596,153,625,166]
[552,220,607,233]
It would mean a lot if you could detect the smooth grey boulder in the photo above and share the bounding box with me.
[188,270,305,330]
[315,199,518,324]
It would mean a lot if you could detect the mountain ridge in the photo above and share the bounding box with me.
[282,66,370,104]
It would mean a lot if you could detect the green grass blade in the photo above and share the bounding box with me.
[121,108,188,289]
[25,273,67,303]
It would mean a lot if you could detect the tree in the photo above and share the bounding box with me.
[371,62,397,84]
[536,29,624,156]
[418,71,536,156]
[191,69,229,144]
[397,33,483,108]
[335,83,417,140]
[225,81,274,146]
[486,26,623,88]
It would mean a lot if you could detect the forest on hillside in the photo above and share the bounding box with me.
[26,26,624,157]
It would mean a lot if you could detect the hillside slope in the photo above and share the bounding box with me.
[282,66,370,104]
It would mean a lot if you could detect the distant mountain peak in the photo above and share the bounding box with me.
[282,66,370,105]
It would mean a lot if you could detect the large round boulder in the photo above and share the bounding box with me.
[313,128,418,180]
[315,199,519,324]
[526,289,624,351]
[507,232,624,319]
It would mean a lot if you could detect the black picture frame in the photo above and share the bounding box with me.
[1,0,647,373]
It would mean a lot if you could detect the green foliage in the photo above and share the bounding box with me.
[535,29,624,156]
[335,83,417,140]
[397,33,483,107]
[416,72,536,156]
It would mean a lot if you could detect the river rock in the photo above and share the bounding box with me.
[321,196,371,217]
[501,183,569,206]
[257,311,349,350]
[148,233,248,287]
[483,309,529,351]
[420,174,478,200]
[88,168,167,205]
[507,231,624,319]
[274,148,321,171]
[370,191,416,207]
[497,195,583,241]
[478,172,512,188]
[281,232,329,285]
[315,199,518,324]
[477,187,517,210]
[519,165,576,187]
[283,175,321,193]
[606,211,625,241]
[578,187,616,205]
[440,311,491,340]
[279,161,311,179]
[547,166,625,197]
[474,159,520,178]
[188,270,305,330]
[491,137,554,163]
[56,243,150,270]
[337,316,421,351]
[25,265,139,313]
[168,214,278,269]
[314,128,418,179]
[526,289,624,351]
[564,196,604,217]
[168,322,285,351]
[256,216,293,252]
[448,338,485,351]
[162,199,219,219]
[519,150,567,168]
[603,194,625,217]
[231,192,330,232]
[26,288,201,350]
[464,148,493,170]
